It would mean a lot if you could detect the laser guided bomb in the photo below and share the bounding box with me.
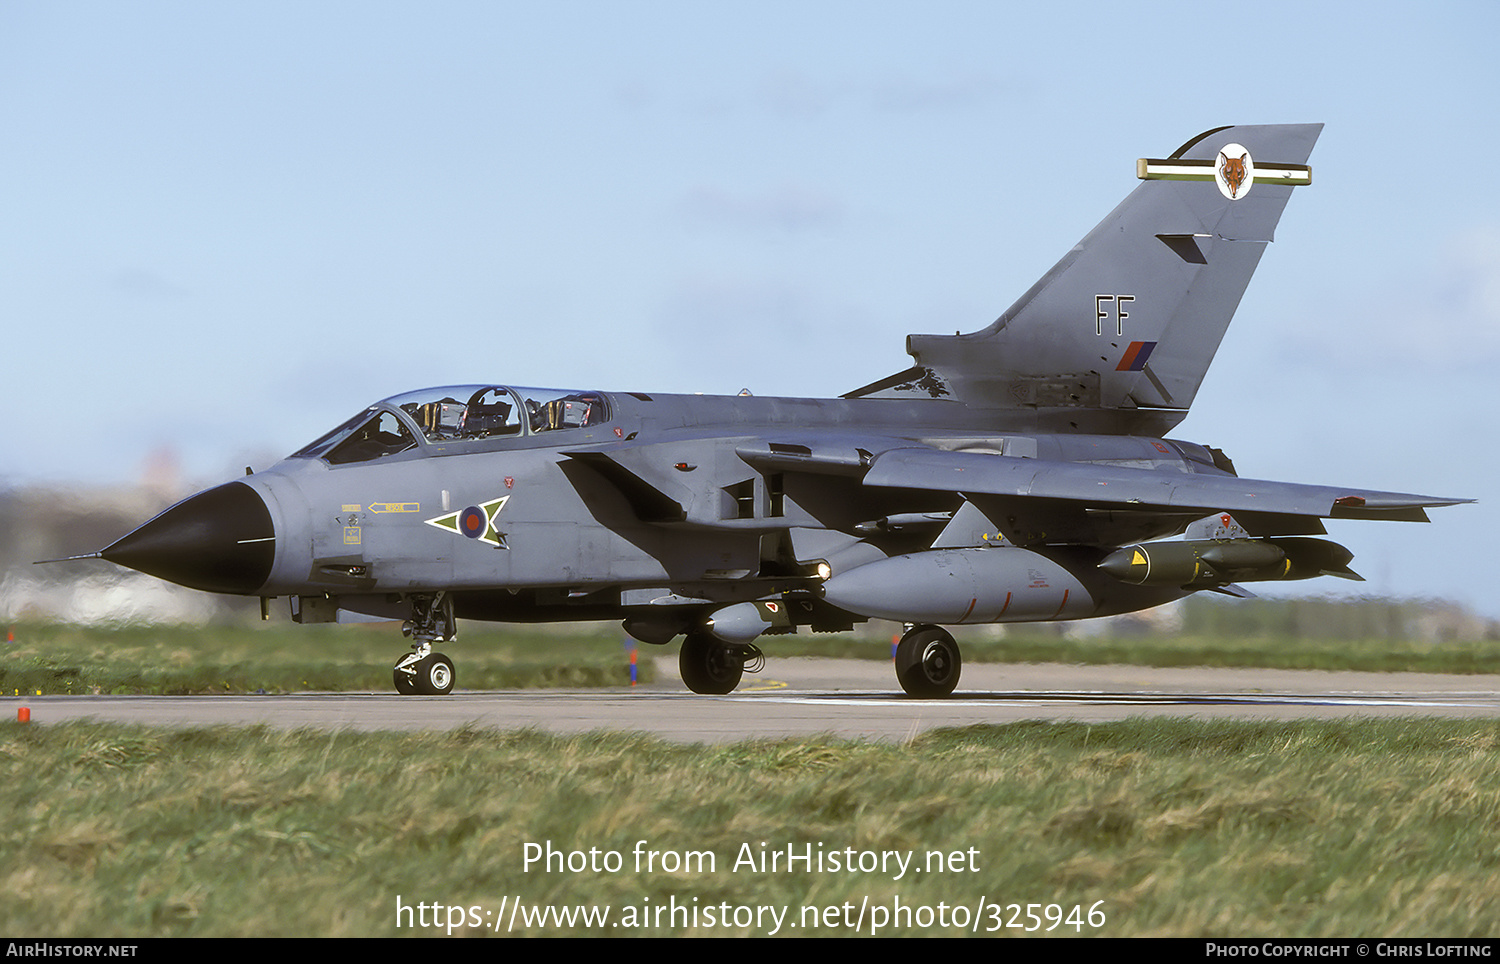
[1098,536,1362,589]
[51,124,1469,699]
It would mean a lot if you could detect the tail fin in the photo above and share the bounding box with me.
[846,124,1323,434]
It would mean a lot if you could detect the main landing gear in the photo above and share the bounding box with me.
[894,624,962,698]
[393,593,457,696]
[676,623,962,698]
[678,630,763,695]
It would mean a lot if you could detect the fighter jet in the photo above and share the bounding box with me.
[65,124,1469,697]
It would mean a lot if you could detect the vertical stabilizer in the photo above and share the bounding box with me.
[846,124,1322,434]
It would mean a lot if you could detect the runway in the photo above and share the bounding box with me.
[10,659,1500,742]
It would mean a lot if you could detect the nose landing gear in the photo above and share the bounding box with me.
[393,593,457,696]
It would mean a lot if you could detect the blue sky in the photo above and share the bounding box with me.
[3,2,1496,613]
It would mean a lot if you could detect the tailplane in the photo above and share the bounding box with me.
[846,124,1323,434]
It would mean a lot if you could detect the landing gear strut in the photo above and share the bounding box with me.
[679,630,751,695]
[895,624,962,698]
[393,593,457,696]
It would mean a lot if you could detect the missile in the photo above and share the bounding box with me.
[1098,537,1360,588]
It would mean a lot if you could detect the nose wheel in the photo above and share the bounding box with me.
[894,625,962,698]
[392,593,457,695]
[394,646,455,695]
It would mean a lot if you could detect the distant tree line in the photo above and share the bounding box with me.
[1181,595,1496,642]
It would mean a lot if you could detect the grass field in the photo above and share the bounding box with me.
[3,616,1499,696]
[768,628,1500,675]
[4,617,1497,937]
[2,717,1497,937]
[0,622,651,695]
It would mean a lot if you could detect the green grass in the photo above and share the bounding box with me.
[0,622,651,695]
[766,628,1500,675]
[3,617,1498,695]
[2,718,1497,936]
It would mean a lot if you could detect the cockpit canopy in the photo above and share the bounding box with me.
[292,385,610,465]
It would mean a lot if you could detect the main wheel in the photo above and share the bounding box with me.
[895,625,961,698]
[679,631,743,695]
[414,653,455,695]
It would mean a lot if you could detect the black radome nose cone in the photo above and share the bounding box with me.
[101,481,275,594]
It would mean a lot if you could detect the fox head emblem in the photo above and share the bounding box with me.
[1217,150,1250,199]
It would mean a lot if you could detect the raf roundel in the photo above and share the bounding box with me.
[424,495,509,548]
[459,506,488,539]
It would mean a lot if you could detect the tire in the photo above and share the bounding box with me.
[414,653,455,695]
[393,662,418,695]
[679,631,743,695]
[895,626,961,698]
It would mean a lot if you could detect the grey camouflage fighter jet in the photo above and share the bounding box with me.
[68,124,1470,697]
